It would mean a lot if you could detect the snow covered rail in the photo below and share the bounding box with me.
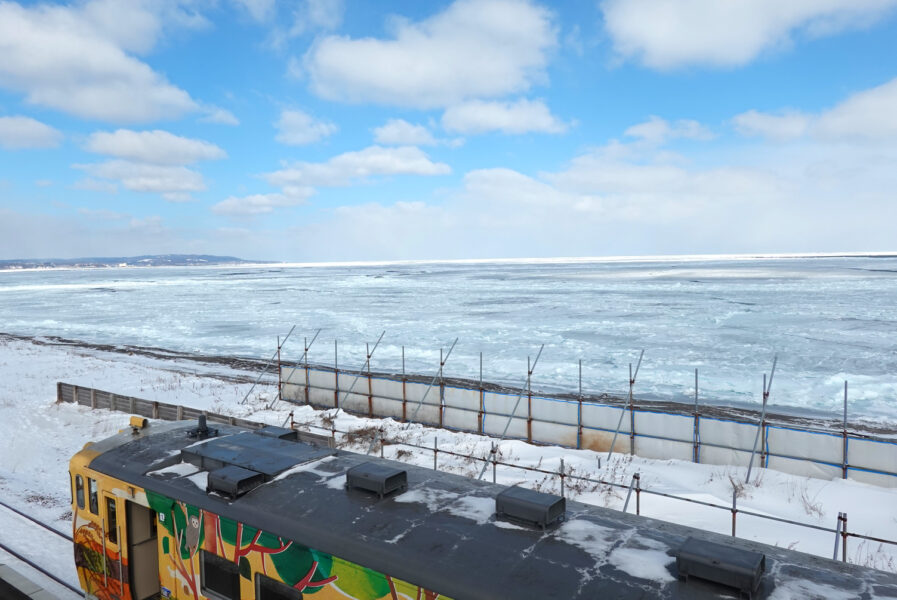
[281,364,897,487]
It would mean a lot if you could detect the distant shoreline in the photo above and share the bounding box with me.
[3,251,895,273]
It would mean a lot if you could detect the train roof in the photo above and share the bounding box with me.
[86,420,897,600]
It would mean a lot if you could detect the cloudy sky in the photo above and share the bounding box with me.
[1,0,896,261]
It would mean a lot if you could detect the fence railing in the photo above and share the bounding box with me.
[291,414,897,569]
[281,365,897,488]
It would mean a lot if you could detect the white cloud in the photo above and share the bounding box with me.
[212,190,313,216]
[290,0,345,35]
[733,77,897,142]
[72,178,118,194]
[0,1,200,122]
[34,179,53,187]
[442,99,568,135]
[373,119,437,146]
[78,207,126,220]
[304,0,556,108]
[624,116,713,145]
[275,109,337,145]
[601,0,897,69]
[0,116,63,149]
[733,110,811,141]
[815,77,897,140]
[85,129,226,165]
[77,160,205,196]
[200,107,240,126]
[233,0,276,22]
[266,145,450,187]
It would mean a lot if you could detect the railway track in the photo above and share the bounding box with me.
[0,499,82,597]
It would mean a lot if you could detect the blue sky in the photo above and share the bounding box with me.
[1,0,897,261]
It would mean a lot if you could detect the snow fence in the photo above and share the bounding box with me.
[281,365,897,488]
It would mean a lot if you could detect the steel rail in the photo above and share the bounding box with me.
[0,499,72,541]
[0,540,81,596]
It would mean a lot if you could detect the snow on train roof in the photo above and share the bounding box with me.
[87,421,897,600]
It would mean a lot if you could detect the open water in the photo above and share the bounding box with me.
[2,255,896,420]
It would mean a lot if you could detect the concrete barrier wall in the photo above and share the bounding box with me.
[282,366,897,488]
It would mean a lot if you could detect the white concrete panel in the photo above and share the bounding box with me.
[371,377,405,402]
[281,366,306,386]
[849,438,897,475]
[767,456,841,480]
[582,403,629,433]
[308,369,336,392]
[532,396,579,426]
[444,386,481,410]
[444,407,479,432]
[766,427,843,464]
[404,381,441,406]
[636,411,693,443]
[281,382,303,402]
[579,426,630,453]
[699,418,757,452]
[636,437,693,461]
[483,414,528,439]
[531,421,578,447]
[414,404,442,426]
[340,392,370,415]
[700,446,752,468]
[372,396,404,419]
[308,386,335,408]
[484,391,529,418]
[848,469,897,488]
[337,372,370,396]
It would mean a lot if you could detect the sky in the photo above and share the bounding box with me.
[1,0,897,262]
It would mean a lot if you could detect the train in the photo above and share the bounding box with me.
[69,415,897,599]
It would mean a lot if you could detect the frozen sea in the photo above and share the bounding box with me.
[2,254,896,421]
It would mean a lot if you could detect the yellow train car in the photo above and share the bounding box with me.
[70,416,897,600]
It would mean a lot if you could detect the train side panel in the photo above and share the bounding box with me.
[146,491,448,600]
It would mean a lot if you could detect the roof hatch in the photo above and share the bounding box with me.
[346,462,407,498]
[495,486,565,529]
[676,536,765,598]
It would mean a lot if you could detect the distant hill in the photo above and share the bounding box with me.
[0,254,264,270]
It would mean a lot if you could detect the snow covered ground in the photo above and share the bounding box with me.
[1,335,895,599]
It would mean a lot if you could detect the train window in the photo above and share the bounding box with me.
[88,478,99,514]
[75,475,85,509]
[256,574,303,600]
[201,550,240,600]
[106,497,118,544]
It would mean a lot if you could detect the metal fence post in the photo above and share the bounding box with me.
[559,458,565,498]
[577,359,583,450]
[90,389,96,410]
[841,513,848,563]
[635,473,641,515]
[731,490,737,537]
[833,512,843,560]
[366,342,373,417]
[693,368,700,463]
[491,442,497,483]
[526,356,533,444]
[334,340,339,409]
[433,437,438,471]
[842,381,848,479]
[401,345,407,422]
[478,352,485,435]
[439,348,445,428]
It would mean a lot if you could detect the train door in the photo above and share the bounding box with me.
[126,501,160,600]
[102,492,126,599]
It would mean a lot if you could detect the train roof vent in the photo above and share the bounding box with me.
[207,465,266,498]
[346,462,407,499]
[676,536,765,598]
[255,425,299,441]
[495,486,565,530]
